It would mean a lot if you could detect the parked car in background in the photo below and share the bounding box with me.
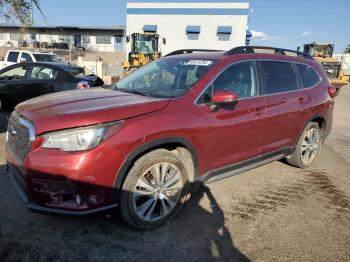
[0,62,104,111]
[0,50,66,69]
[6,46,335,230]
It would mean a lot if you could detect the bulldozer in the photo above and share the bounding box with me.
[123,32,165,73]
[302,43,349,87]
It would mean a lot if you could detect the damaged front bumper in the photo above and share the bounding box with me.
[7,164,118,216]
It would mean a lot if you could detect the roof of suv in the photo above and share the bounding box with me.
[165,46,314,64]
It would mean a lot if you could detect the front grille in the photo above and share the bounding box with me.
[321,61,341,79]
[6,112,34,165]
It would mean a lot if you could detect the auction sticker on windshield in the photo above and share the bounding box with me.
[184,60,214,66]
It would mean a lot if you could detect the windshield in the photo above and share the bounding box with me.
[33,54,66,63]
[133,34,158,55]
[309,46,333,58]
[115,58,216,98]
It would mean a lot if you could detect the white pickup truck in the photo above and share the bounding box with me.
[0,50,66,69]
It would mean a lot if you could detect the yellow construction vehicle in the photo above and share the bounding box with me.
[123,33,165,72]
[303,43,349,86]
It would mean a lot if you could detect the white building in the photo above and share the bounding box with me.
[126,0,250,55]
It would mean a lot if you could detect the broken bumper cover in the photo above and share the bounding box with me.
[7,164,118,216]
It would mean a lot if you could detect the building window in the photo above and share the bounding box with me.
[186,26,201,40]
[0,33,5,41]
[217,26,232,41]
[115,36,123,44]
[10,33,21,41]
[96,35,111,44]
[82,35,90,44]
[143,25,157,33]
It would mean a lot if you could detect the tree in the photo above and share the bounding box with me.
[344,45,350,54]
[0,0,45,28]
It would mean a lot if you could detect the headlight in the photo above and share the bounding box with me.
[41,122,122,152]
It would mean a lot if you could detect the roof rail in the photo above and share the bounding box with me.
[165,49,223,57]
[224,46,313,60]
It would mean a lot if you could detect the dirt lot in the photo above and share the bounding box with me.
[0,87,349,262]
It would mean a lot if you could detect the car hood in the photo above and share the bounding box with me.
[16,88,170,135]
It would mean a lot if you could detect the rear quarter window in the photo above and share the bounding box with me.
[64,67,85,76]
[295,64,320,88]
[260,61,298,94]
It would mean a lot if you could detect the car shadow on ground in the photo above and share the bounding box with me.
[0,170,250,261]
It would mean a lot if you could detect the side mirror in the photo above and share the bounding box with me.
[163,38,166,45]
[211,90,239,105]
[126,36,130,43]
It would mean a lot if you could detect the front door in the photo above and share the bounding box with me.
[197,61,266,173]
[0,65,29,105]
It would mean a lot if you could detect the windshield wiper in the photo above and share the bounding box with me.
[118,89,148,96]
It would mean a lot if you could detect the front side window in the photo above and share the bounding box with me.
[197,61,258,104]
[212,61,258,98]
[296,64,320,88]
[7,52,19,63]
[0,66,28,80]
[29,66,58,80]
[260,61,298,94]
[116,58,216,98]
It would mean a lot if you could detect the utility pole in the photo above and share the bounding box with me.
[31,0,34,24]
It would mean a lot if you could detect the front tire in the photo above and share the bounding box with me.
[119,149,189,230]
[287,122,322,168]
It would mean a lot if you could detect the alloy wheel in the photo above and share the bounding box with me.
[133,162,183,222]
[301,128,320,164]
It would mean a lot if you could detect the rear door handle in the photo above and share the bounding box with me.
[249,107,265,116]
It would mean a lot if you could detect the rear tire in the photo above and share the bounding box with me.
[119,149,189,230]
[287,122,322,168]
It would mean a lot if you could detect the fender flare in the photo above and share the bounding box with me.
[112,136,199,203]
[294,113,327,147]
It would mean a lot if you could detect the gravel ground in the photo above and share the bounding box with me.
[0,86,349,262]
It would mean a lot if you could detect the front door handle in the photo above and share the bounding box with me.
[297,97,306,103]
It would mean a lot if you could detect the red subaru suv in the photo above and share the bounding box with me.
[6,46,335,229]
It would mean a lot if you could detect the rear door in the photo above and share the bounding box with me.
[259,60,307,154]
[0,65,29,104]
[197,61,267,172]
[24,65,59,100]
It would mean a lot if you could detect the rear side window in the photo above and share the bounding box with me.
[20,53,33,62]
[29,66,58,80]
[64,67,85,76]
[296,64,320,88]
[260,61,298,94]
[7,52,19,63]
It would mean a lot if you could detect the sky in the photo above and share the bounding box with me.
[33,0,350,53]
